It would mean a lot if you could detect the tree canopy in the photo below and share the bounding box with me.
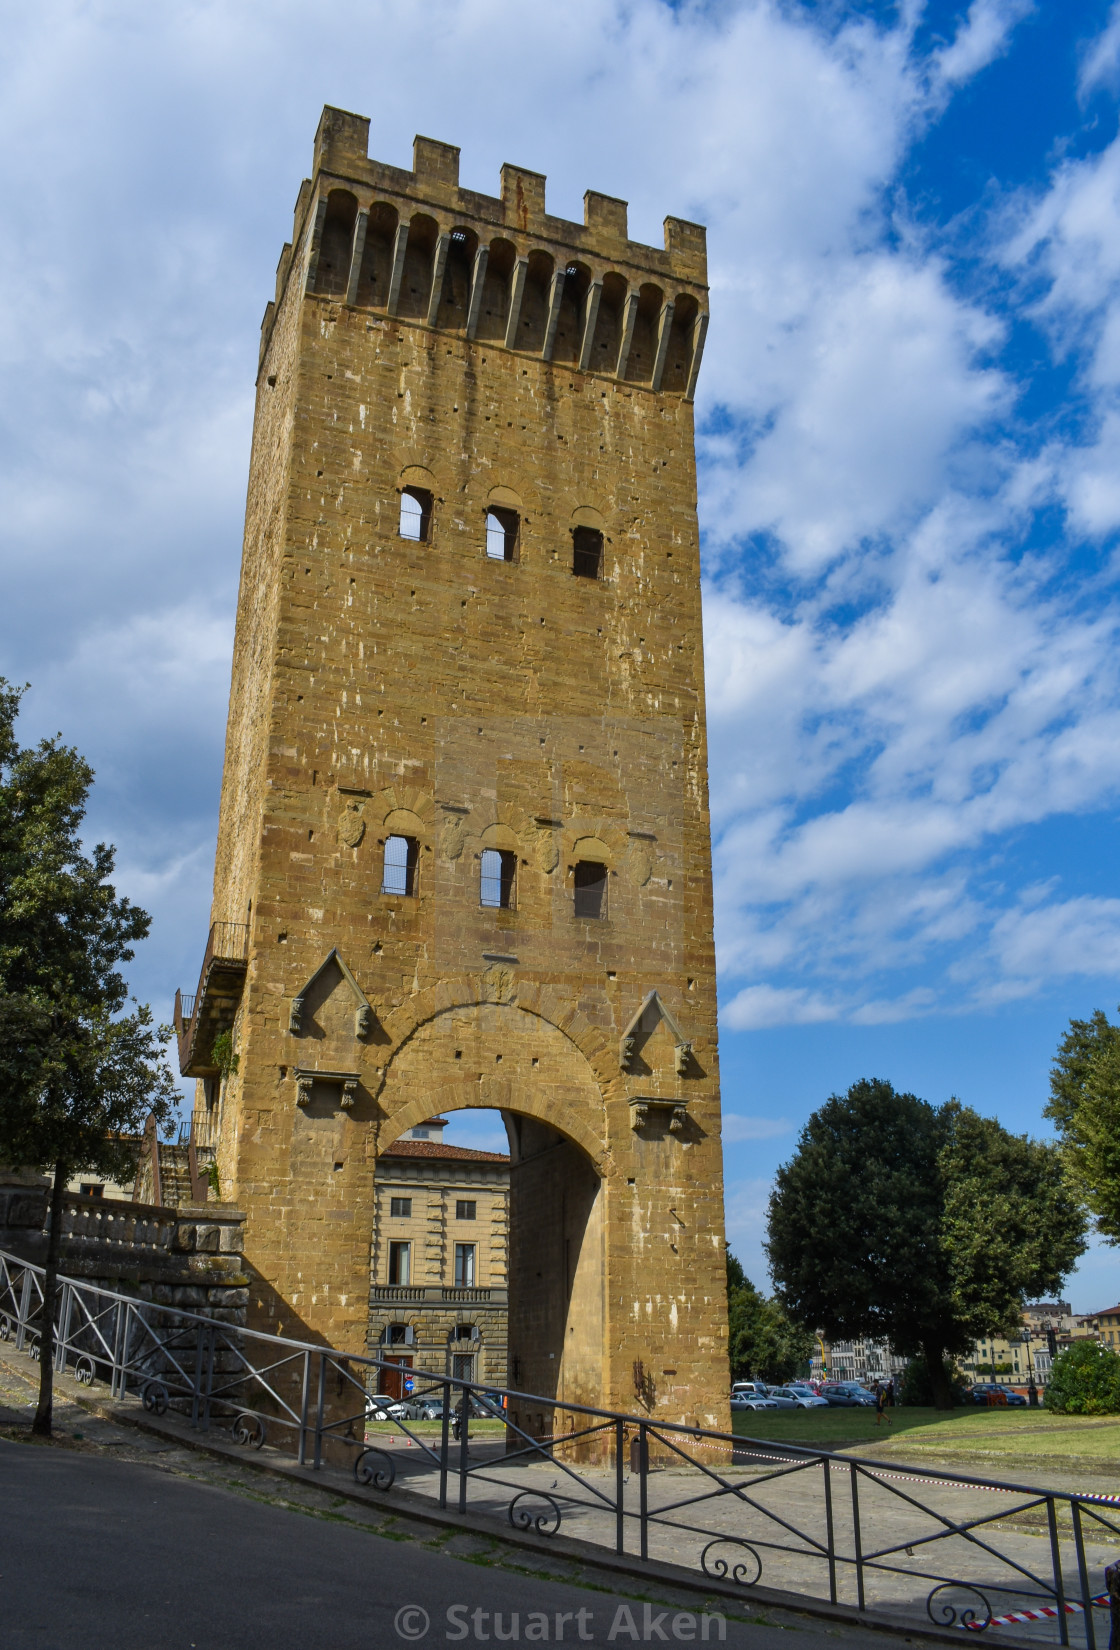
[766,1078,1086,1407]
[0,680,178,1431]
[1045,1008,1120,1243]
[726,1251,814,1384]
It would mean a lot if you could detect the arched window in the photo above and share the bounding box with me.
[480,848,516,909]
[574,860,607,918]
[485,508,518,561]
[382,835,418,896]
[399,487,432,542]
[572,527,602,579]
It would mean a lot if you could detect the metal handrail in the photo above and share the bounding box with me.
[0,1243,1113,1642]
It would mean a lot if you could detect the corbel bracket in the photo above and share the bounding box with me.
[619,990,693,1073]
[629,1097,688,1135]
[289,948,377,1040]
[294,1068,361,1110]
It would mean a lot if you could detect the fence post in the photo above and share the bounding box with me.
[15,1267,33,1351]
[55,1281,73,1375]
[439,1379,452,1510]
[313,1352,327,1470]
[1072,1501,1097,1650]
[615,1421,626,1556]
[298,1349,311,1467]
[110,1301,127,1398]
[639,1423,649,1563]
[457,1381,470,1514]
[200,1321,216,1432]
[850,1463,866,1612]
[823,1454,837,1605]
[189,1310,207,1426]
[1047,1496,1069,1648]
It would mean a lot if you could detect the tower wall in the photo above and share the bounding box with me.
[195,108,728,1428]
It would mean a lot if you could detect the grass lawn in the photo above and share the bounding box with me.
[730,1405,1120,1466]
[364,1418,506,1439]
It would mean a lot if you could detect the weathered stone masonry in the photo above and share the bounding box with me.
[177,106,729,1430]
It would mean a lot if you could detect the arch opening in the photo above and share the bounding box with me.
[398,214,439,321]
[476,237,516,343]
[517,250,554,353]
[437,226,478,331]
[662,292,700,395]
[624,282,665,385]
[358,201,399,308]
[315,189,359,297]
[370,1002,608,1433]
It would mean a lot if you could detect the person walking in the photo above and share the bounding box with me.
[875,1381,892,1427]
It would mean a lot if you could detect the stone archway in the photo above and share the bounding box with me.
[376,999,610,1413]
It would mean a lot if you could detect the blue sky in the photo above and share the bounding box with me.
[3,0,1120,1309]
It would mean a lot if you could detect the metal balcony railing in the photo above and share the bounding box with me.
[174,921,250,1077]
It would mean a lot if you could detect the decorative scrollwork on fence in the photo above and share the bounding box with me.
[141,1380,169,1416]
[0,1315,12,1341]
[354,1446,396,1491]
[231,1411,267,1449]
[29,1340,40,1362]
[74,1354,95,1386]
[700,1538,763,1588]
[508,1491,562,1538]
[926,1584,993,1631]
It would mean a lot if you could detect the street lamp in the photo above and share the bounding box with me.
[1019,1331,1039,1407]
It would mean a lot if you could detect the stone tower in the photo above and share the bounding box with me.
[177,106,728,1428]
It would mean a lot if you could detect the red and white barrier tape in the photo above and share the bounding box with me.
[964,1593,1108,1630]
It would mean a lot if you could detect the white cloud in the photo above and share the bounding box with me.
[0,0,1113,1048]
[704,256,1008,574]
[721,1114,794,1141]
[930,0,1034,92]
[723,985,841,1030]
[989,895,1120,985]
[1080,3,1120,100]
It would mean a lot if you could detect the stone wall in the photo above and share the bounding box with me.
[0,1177,248,1321]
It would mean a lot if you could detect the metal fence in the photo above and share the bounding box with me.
[1,1246,1115,1642]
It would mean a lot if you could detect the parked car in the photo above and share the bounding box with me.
[365,1396,414,1421]
[731,1381,770,1399]
[412,1398,446,1421]
[969,1383,1028,1407]
[820,1382,877,1407]
[768,1385,829,1409]
[730,1392,779,1411]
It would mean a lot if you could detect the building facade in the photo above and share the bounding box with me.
[371,1117,509,1396]
[177,107,728,1428]
[811,1338,908,1388]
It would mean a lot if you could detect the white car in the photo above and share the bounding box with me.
[365,1396,413,1421]
[729,1392,779,1411]
[731,1381,770,1400]
[767,1385,829,1409]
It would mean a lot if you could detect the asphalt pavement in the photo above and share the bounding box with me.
[0,1439,859,1650]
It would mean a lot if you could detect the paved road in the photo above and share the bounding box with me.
[0,1440,874,1650]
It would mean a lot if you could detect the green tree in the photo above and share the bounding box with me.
[1045,1008,1120,1242]
[726,1250,814,1384]
[0,681,178,1436]
[766,1079,1087,1408]
[899,1355,966,1407]
[1044,1340,1120,1415]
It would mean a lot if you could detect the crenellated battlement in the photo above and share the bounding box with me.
[259,105,709,400]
